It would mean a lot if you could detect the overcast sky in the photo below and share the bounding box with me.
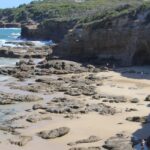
[0,0,33,8]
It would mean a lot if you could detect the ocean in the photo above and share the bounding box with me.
[0,28,53,47]
[0,28,21,47]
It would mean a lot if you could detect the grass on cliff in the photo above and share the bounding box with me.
[0,0,150,24]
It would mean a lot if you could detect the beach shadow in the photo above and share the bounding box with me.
[114,66,150,80]
[132,115,150,150]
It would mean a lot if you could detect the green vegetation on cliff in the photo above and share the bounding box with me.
[0,0,149,24]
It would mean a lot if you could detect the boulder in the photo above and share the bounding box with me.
[38,127,70,139]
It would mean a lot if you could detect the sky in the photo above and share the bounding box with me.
[0,0,33,9]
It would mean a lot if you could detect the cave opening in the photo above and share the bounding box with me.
[132,48,150,65]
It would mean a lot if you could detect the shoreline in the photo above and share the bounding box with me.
[0,58,149,149]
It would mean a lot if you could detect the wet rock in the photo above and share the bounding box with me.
[38,127,70,139]
[103,133,133,150]
[68,136,101,146]
[9,136,32,146]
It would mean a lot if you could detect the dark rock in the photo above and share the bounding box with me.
[26,114,52,123]
[9,136,32,146]
[86,103,116,115]
[130,98,140,103]
[69,147,101,150]
[32,104,45,110]
[126,116,148,123]
[103,133,133,150]
[0,92,43,105]
[21,20,77,42]
[145,95,150,101]
[68,136,101,146]
[38,127,70,139]
[146,136,150,148]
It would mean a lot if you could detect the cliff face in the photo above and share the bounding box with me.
[21,20,77,42]
[52,8,150,66]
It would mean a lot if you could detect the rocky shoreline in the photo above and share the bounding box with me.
[0,1,150,149]
[0,48,150,149]
[0,22,21,28]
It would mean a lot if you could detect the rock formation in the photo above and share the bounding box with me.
[21,19,77,42]
[52,7,150,66]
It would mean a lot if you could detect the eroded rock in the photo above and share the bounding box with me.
[38,127,70,139]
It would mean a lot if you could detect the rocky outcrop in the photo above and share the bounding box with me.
[0,22,20,28]
[0,46,52,58]
[21,19,77,42]
[52,7,150,66]
[38,127,70,139]
[103,133,133,150]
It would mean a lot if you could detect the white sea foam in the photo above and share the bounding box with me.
[0,28,54,47]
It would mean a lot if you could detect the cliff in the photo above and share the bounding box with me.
[52,5,150,66]
[21,19,77,42]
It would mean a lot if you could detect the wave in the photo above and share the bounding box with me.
[0,28,21,30]
[0,28,54,47]
[11,32,21,36]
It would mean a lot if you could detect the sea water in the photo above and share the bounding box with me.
[0,28,21,68]
[0,28,21,47]
[0,28,53,47]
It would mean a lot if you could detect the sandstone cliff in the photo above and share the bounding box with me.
[52,7,150,66]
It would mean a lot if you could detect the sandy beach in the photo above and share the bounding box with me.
[0,64,150,150]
